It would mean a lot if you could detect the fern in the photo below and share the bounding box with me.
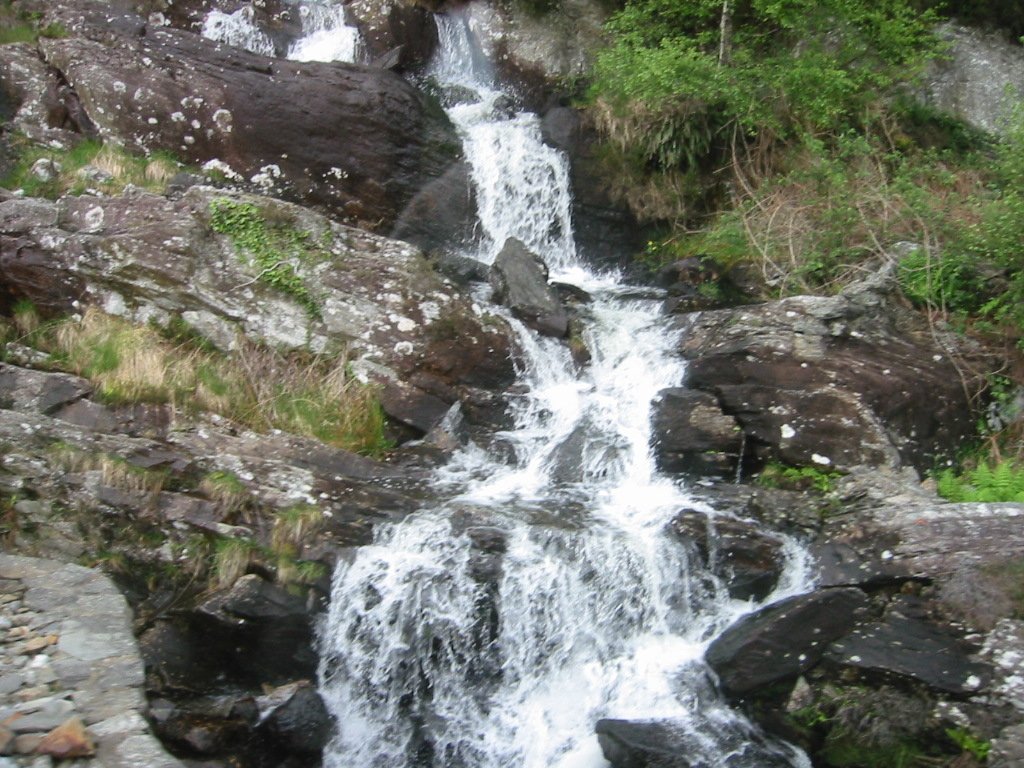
[937,461,1024,503]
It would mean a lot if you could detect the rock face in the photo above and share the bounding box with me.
[0,188,515,433]
[539,105,643,271]
[489,238,568,337]
[345,0,439,71]
[705,588,869,698]
[1,1,461,231]
[670,270,979,474]
[922,23,1024,136]
[651,389,742,477]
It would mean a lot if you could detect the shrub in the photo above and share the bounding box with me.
[936,459,1024,502]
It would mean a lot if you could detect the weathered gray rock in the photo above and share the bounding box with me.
[706,587,869,698]
[0,188,515,432]
[669,511,785,601]
[675,269,980,474]
[922,23,1024,136]
[345,0,438,71]
[489,238,568,337]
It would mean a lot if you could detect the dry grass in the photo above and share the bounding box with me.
[21,308,391,455]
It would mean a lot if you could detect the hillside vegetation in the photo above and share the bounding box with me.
[586,0,1024,478]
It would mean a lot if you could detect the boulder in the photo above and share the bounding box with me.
[651,388,742,477]
[669,511,786,601]
[595,718,795,768]
[705,587,869,698]
[256,681,332,755]
[824,597,991,696]
[13,17,460,231]
[391,160,478,257]
[345,0,439,72]
[676,269,980,474]
[489,238,568,337]
[539,104,643,272]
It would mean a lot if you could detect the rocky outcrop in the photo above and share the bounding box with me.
[0,188,515,433]
[922,23,1024,136]
[651,389,742,477]
[1,3,461,231]
[663,270,980,475]
[345,0,439,71]
[539,105,643,272]
[489,238,568,337]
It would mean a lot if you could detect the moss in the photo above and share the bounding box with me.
[757,461,842,494]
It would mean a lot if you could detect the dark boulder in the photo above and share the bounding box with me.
[256,681,333,755]
[391,160,477,257]
[651,388,742,477]
[669,511,786,601]
[30,24,460,231]
[540,105,643,273]
[676,269,981,474]
[706,587,869,698]
[489,238,568,337]
[824,597,991,695]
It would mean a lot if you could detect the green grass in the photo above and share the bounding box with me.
[208,198,325,318]
[0,1,65,45]
[757,461,842,494]
[1,137,183,199]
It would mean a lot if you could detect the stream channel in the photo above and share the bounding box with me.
[305,10,816,768]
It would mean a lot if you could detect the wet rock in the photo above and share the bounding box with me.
[676,269,981,474]
[990,723,1024,768]
[489,238,568,337]
[669,511,785,601]
[256,681,332,755]
[539,104,642,272]
[28,21,460,230]
[651,388,742,477]
[392,160,477,259]
[346,0,439,72]
[706,587,869,698]
[809,540,910,589]
[595,719,694,768]
[824,597,991,695]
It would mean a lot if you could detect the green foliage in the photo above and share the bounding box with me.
[820,739,923,768]
[0,137,184,199]
[758,461,841,493]
[590,0,939,175]
[896,246,986,315]
[208,198,323,318]
[936,459,1024,502]
[0,1,66,45]
[212,536,259,588]
[946,727,991,761]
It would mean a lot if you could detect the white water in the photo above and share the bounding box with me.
[201,2,360,64]
[319,12,812,768]
[201,6,276,57]
[287,3,360,64]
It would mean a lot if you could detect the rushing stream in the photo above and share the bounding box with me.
[318,11,813,768]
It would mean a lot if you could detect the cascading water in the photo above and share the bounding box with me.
[286,2,360,64]
[201,2,360,64]
[318,12,813,768]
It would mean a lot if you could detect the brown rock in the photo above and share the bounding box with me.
[35,716,95,759]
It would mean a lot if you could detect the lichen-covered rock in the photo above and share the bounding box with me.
[922,23,1024,136]
[673,269,980,474]
[0,188,515,431]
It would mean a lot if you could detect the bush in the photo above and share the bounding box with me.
[936,459,1024,502]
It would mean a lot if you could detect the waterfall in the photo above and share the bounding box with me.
[318,11,812,768]
[201,2,360,64]
[287,3,360,64]
[201,6,276,57]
